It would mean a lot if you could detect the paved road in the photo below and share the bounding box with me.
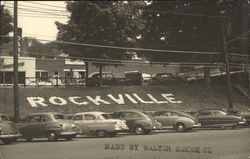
[0,128,249,159]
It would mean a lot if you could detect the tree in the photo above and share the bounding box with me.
[22,37,61,58]
[0,4,13,46]
[55,1,145,86]
[140,0,249,86]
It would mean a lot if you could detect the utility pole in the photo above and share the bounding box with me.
[221,17,233,112]
[13,1,19,122]
[85,62,89,87]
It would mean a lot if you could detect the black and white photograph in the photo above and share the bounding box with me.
[0,1,249,159]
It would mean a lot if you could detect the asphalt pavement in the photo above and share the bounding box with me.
[0,128,249,159]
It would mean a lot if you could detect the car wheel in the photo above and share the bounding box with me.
[26,138,33,142]
[144,129,151,135]
[96,130,107,137]
[65,136,73,141]
[135,126,145,135]
[108,132,116,137]
[47,132,57,141]
[2,138,13,144]
[176,123,186,132]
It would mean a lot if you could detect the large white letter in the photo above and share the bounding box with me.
[161,93,182,103]
[147,94,168,104]
[27,97,48,107]
[125,94,138,104]
[68,96,89,105]
[107,94,125,105]
[86,96,111,105]
[133,93,154,104]
[49,96,67,105]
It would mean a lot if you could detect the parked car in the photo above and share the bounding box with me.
[112,110,162,135]
[88,72,117,86]
[17,112,78,142]
[72,111,128,137]
[0,114,22,144]
[196,109,247,129]
[149,73,185,85]
[153,110,201,132]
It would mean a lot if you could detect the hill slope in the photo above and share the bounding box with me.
[0,84,249,118]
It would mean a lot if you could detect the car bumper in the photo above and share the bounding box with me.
[238,121,247,125]
[152,123,162,130]
[0,134,22,138]
[192,123,202,128]
[60,131,77,136]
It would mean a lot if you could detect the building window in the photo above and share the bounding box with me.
[36,71,49,81]
[0,71,25,84]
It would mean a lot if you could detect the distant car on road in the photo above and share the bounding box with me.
[153,110,201,132]
[196,109,246,129]
[112,110,162,135]
[88,72,117,86]
[72,111,128,137]
[0,114,21,144]
[17,112,78,142]
[149,73,185,85]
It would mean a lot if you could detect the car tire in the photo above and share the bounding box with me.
[47,132,58,141]
[65,136,73,141]
[176,123,186,132]
[96,130,107,137]
[2,138,13,144]
[26,138,33,142]
[144,129,151,135]
[135,126,145,135]
[108,132,116,137]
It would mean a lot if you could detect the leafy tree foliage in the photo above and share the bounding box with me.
[139,0,248,63]
[22,37,61,58]
[55,1,145,65]
[0,5,13,45]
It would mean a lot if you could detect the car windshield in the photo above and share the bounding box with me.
[0,115,9,121]
[53,114,65,120]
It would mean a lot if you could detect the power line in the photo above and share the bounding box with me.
[20,51,248,67]
[1,35,249,58]
[4,6,69,17]
[36,38,222,55]
[25,1,67,9]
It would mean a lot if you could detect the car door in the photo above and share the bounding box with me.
[72,115,84,134]
[81,114,97,134]
[20,115,41,137]
[36,115,47,137]
[197,111,215,127]
[154,111,169,127]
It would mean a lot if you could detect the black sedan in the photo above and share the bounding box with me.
[196,109,246,129]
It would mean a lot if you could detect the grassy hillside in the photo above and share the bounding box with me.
[0,84,249,118]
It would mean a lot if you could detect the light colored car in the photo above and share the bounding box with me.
[153,110,201,132]
[72,112,128,137]
[0,114,22,144]
[17,112,78,142]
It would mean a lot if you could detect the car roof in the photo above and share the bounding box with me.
[74,111,106,115]
[89,72,112,77]
[27,112,64,116]
[198,109,225,112]
[114,109,144,113]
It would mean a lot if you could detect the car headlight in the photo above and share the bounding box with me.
[71,124,76,128]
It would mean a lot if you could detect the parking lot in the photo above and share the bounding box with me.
[1,128,249,159]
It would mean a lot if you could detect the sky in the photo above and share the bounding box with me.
[2,1,69,41]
